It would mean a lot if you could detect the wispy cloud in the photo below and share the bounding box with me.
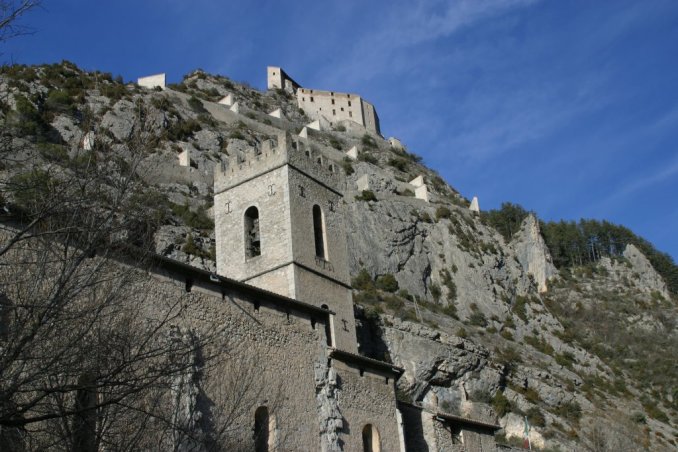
[319,0,540,85]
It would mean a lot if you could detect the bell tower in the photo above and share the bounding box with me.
[214,132,357,352]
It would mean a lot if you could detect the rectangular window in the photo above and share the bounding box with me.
[331,99,335,105]
[349,111,352,118]
[310,97,314,102]
[341,107,344,111]
[348,101,352,107]
[332,109,336,115]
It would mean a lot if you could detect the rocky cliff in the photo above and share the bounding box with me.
[1,62,676,451]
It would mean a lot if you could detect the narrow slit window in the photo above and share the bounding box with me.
[244,206,261,258]
[362,424,380,452]
[313,205,327,259]
[254,406,270,452]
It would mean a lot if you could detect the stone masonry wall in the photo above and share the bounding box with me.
[332,360,402,452]
[142,268,328,450]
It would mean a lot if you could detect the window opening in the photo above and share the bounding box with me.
[244,207,261,258]
[362,424,381,452]
[331,99,335,105]
[254,406,270,452]
[313,205,327,260]
[321,304,333,346]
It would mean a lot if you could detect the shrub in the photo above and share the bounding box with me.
[643,401,669,422]
[387,157,408,172]
[440,269,457,301]
[491,391,512,417]
[341,157,354,176]
[187,95,207,113]
[526,407,546,427]
[358,152,378,164]
[229,129,246,140]
[430,283,441,302]
[44,89,76,115]
[435,206,452,221]
[329,137,343,150]
[170,202,213,230]
[456,327,468,338]
[376,274,399,293]
[513,295,529,321]
[165,119,202,141]
[37,142,69,163]
[553,401,582,423]
[470,390,492,403]
[469,311,488,327]
[355,190,377,202]
[555,351,577,368]
[182,234,206,257]
[361,133,377,148]
[352,268,374,290]
[335,125,346,132]
[631,412,647,424]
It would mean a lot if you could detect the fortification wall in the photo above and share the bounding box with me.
[333,359,402,452]
[137,266,328,451]
[361,100,381,135]
[296,88,366,128]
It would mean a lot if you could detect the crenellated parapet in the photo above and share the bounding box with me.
[215,132,343,194]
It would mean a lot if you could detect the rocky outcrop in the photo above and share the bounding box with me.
[510,214,557,293]
[622,244,670,299]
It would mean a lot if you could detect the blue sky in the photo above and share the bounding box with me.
[4,0,678,261]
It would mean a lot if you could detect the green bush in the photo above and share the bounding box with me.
[555,351,577,368]
[435,206,452,221]
[430,283,441,302]
[352,268,374,290]
[355,190,377,202]
[37,142,69,163]
[170,202,213,230]
[387,157,408,172]
[491,391,512,417]
[361,133,377,148]
[553,401,582,423]
[526,407,546,427]
[329,137,343,150]
[376,274,399,293]
[469,311,488,327]
[187,95,207,113]
[340,157,354,176]
[358,152,378,164]
[165,119,202,141]
[182,234,207,257]
[470,390,492,403]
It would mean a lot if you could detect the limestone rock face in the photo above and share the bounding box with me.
[622,244,671,299]
[510,214,557,293]
[345,195,534,321]
[101,99,136,141]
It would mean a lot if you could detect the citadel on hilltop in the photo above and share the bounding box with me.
[267,66,381,135]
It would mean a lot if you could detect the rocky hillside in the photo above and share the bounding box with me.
[1,61,676,451]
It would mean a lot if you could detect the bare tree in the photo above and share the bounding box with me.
[0,1,40,44]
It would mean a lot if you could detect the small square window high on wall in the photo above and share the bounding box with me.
[310,97,314,102]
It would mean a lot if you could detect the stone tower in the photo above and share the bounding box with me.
[214,132,358,352]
